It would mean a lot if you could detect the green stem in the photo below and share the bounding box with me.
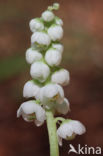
[46,110,59,156]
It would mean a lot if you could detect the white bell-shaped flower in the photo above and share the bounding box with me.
[30,61,50,82]
[26,48,42,64]
[48,25,63,41]
[29,18,44,33]
[57,120,86,146]
[51,69,70,86]
[42,10,54,22]
[23,81,40,99]
[52,43,64,54]
[45,48,62,66]
[17,100,46,126]
[56,98,70,115]
[39,84,64,108]
[55,17,63,26]
[31,32,51,46]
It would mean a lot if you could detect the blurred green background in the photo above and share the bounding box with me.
[0,0,103,156]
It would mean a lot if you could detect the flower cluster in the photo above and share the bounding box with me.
[17,3,86,149]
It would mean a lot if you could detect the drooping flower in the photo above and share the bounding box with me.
[57,120,86,146]
[55,98,70,115]
[51,69,70,86]
[17,100,46,126]
[42,10,54,22]
[26,48,42,64]
[52,43,64,54]
[48,25,63,41]
[23,81,40,99]
[29,18,44,32]
[31,32,51,46]
[30,61,50,82]
[45,48,62,66]
[39,83,64,108]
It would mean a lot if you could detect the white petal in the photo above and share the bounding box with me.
[45,49,62,66]
[29,18,44,32]
[55,17,63,26]
[42,10,54,22]
[26,48,42,64]
[57,123,73,139]
[56,98,70,115]
[30,61,50,82]
[48,25,63,41]
[69,120,86,135]
[35,106,46,124]
[51,69,70,86]
[55,84,64,104]
[52,43,64,54]
[23,81,40,99]
[31,32,51,46]
[35,119,44,127]
[57,135,63,146]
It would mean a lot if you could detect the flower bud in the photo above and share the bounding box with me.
[23,81,40,99]
[29,18,44,32]
[45,49,62,66]
[51,69,70,86]
[48,25,63,41]
[30,61,50,82]
[42,10,54,22]
[31,32,51,46]
[53,3,60,10]
[26,48,42,64]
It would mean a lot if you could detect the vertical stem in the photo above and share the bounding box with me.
[46,110,59,156]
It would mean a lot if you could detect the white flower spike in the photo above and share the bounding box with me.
[23,81,40,99]
[17,100,46,126]
[45,48,62,66]
[48,25,63,41]
[57,120,86,146]
[26,48,42,64]
[31,32,51,46]
[17,3,86,156]
[42,10,54,22]
[51,69,70,86]
[29,18,44,32]
[30,61,50,82]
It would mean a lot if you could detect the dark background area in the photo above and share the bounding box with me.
[0,0,103,155]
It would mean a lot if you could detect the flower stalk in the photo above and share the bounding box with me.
[46,110,59,156]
